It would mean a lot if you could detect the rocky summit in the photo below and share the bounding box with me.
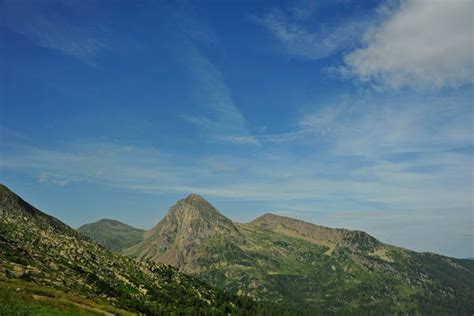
[123,194,239,270]
[119,194,474,315]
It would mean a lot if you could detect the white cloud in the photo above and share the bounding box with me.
[342,0,474,88]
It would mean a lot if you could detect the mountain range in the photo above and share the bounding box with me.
[80,193,474,315]
[1,184,473,315]
[0,184,283,315]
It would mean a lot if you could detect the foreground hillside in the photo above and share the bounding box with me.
[0,185,288,315]
[115,194,474,315]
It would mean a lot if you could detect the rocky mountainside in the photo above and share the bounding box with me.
[78,219,145,252]
[0,185,280,315]
[123,194,239,271]
[119,194,474,315]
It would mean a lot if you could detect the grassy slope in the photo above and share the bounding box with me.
[191,220,474,315]
[0,276,135,316]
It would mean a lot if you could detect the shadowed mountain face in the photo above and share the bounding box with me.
[78,219,145,252]
[119,194,474,315]
[0,185,268,314]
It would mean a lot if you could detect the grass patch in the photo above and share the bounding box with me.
[0,277,136,316]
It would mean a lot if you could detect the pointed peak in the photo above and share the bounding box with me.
[166,193,222,218]
[183,193,207,202]
[176,193,219,212]
[161,193,237,231]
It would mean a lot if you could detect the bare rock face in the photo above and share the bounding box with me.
[124,194,239,270]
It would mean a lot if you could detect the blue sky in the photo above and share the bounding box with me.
[1,0,472,258]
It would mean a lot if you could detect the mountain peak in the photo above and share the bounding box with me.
[78,218,145,252]
[167,193,230,223]
[124,194,238,269]
[92,218,137,228]
[179,193,214,209]
[183,193,206,201]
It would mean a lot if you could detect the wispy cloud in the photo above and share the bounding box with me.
[222,129,309,145]
[253,5,368,60]
[2,0,106,63]
[0,142,177,189]
[340,0,474,89]
[179,35,254,143]
[224,94,473,161]
[297,96,473,157]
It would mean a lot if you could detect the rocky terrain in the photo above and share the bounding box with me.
[123,194,239,271]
